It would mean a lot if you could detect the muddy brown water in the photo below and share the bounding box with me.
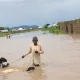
[0,31,80,80]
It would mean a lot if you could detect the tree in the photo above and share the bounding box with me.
[0,27,5,30]
[43,24,50,29]
[6,27,10,31]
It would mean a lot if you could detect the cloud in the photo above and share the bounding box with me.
[0,0,26,5]
[0,0,80,27]
[0,0,23,2]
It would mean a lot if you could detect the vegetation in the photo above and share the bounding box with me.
[41,24,64,34]
[41,25,64,34]
[49,26,64,34]
[0,29,38,37]
[6,27,11,31]
[77,19,80,23]
[43,24,50,29]
[0,24,65,37]
[0,27,5,30]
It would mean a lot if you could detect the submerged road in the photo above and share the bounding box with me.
[0,31,80,80]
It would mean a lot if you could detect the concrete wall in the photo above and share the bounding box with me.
[57,19,80,34]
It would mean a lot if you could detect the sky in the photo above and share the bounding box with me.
[0,0,80,27]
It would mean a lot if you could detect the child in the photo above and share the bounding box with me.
[22,36,44,71]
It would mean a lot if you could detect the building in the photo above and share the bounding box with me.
[38,26,43,29]
[30,28,32,30]
[53,24,58,26]
[48,23,57,27]
[0,30,8,33]
[18,28,24,31]
[48,24,52,28]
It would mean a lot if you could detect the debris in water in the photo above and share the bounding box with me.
[2,69,19,73]
[26,67,35,71]
[2,63,9,68]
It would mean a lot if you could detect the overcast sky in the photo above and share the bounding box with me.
[0,0,80,27]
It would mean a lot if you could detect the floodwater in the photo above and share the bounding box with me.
[0,31,80,80]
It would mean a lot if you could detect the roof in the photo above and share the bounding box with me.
[0,30,8,32]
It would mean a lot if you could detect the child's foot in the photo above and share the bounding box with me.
[34,64,40,67]
[26,67,35,71]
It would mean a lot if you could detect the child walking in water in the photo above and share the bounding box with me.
[22,36,44,71]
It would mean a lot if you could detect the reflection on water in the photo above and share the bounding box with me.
[0,32,80,80]
[27,67,46,80]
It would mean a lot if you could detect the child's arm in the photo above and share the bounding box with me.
[22,46,32,58]
[39,45,44,54]
[24,46,32,56]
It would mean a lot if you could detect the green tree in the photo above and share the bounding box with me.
[0,27,5,30]
[43,24,50,29]
[6,27,10,31]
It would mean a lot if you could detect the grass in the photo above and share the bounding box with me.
[42,31,49,34]
[41,26,64,34]
[49,26,64,34]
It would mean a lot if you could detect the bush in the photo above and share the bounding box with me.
[49,26,64,34]
[0,27,5,30]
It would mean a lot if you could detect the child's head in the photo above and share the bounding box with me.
[32,36,38,45]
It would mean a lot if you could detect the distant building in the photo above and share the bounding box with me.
[48,23,58,27]
[18,28,24,31]
[30,28,32,29]
[38,26,43,29]
[0,30,8,32]
[52,24,58,26]
[48,24,52,28]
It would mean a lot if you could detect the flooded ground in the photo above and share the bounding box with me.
[0,31,80,80]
